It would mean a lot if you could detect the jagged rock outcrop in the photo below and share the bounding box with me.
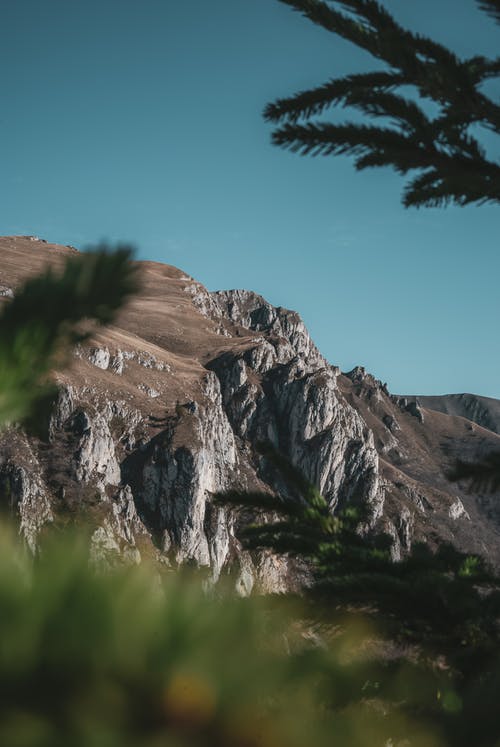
[139,371,238,576]
[0,439,53,553]
[1,236,500,584]
[207,351,382,523]
[338,365,500,563]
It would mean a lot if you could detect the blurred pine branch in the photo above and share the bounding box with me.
[0,244,138,428]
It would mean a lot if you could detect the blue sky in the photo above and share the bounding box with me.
[1,0,499,396]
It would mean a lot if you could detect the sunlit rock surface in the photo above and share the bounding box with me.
[1,236,500,587]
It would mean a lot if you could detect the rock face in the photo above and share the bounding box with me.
[1,236,500,587]
[0,434,53,554]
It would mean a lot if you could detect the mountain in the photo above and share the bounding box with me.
[405,393,500,436]
[1,236,500,589]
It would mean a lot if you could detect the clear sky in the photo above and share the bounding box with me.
[1,0,499,397]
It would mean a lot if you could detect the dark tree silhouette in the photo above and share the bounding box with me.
[265,0,500,207]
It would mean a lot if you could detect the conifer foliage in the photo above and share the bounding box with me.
[217,444,500,746]
[218,445,500,671]
[0,245,138,428]
[265,0,500,207]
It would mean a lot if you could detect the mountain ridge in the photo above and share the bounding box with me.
[1,235,500,587]
[404,393,500,436]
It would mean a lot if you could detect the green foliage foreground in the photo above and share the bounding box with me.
[0,523,457,747]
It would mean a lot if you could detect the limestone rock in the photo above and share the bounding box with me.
[2,235,500,581]
[0,438,53,552]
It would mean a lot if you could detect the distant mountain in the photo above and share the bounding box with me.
[1,235,500,588]
[405,393,500,436]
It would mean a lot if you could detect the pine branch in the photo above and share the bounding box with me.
[276,0,380,55]
[347,89,433,132]
[263,72,404,124]
[278,1,463,83]
[217,445,500,672]
[402,150,500,207]
[465,54,500,83]
[271,121,434,167]
[272,119,500,207]
[0,245,138,427]
[478,0,500,24]
[402,169,451,208]
[269,0,500,207]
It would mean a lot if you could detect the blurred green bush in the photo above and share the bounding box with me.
[0,523,447,747]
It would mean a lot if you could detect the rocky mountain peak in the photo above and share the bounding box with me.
[1,236,500,587]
